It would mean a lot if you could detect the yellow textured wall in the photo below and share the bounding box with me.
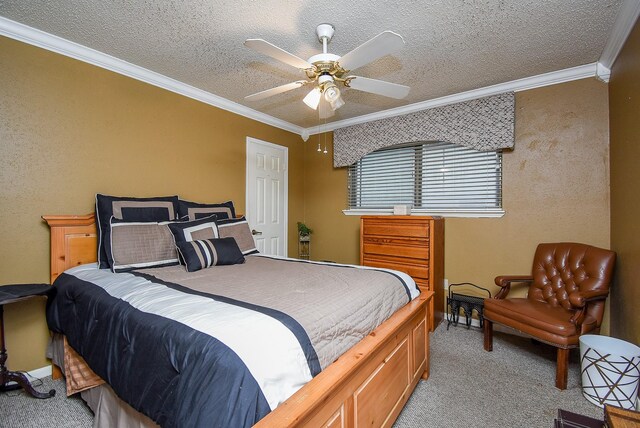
[0,34,616,375]
[609,19,640,344]
[301,134,361,263]
[0,36,304,371]
[446,79,610,287]
[303,78,611,329]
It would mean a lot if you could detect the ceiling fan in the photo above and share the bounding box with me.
[244,24,410,118]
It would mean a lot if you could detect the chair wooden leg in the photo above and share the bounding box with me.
[483,319,493,351]
[556,348,569,390]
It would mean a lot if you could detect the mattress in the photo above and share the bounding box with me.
[47,254,418,427]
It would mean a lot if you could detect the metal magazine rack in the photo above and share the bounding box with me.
[446,282,491,330]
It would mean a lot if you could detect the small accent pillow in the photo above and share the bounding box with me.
[176,238,245,272]
[217,216,259,255]
[177,199,236,221]
[96,194,179,269]
[167,214,219,244]
[108,219,179,273]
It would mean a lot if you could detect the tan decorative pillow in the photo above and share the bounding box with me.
[217,217,258,255]
[108,219,179,272]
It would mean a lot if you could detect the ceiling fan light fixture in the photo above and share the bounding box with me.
[245,24,410,117]
[330,95,345,110]
[303,87,322,110]
[323,81,341,103]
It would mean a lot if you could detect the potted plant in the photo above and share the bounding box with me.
[297,222,313,242]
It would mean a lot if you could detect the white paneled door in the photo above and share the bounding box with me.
[246,137,288,256]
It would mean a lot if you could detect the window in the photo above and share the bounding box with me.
[347,141,503,216]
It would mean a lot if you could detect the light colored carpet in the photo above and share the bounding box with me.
[394,324,604,427]
[0,375,92,427]
[0,324,604,427]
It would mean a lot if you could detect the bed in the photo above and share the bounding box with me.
[43,213,432,428]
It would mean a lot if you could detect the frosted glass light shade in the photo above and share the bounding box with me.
[303,87,321,110]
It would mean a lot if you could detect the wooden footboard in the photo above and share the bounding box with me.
[43,213,431,428]
[255,290,431,428]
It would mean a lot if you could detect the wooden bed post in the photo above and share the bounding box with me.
[42,214,98,284]
[42,214,97,379]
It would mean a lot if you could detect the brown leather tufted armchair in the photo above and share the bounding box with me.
[483,242,616,389]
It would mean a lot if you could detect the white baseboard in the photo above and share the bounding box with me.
[3,365,52,387]
[28,365,53,379]
[444,313,482,328]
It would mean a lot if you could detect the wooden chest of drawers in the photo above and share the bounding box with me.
[360,215,444,330]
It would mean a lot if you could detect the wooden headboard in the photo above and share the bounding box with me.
[42,212,245,283]
[42,214,98,284]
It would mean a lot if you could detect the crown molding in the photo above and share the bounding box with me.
[305,63,598,135]
[0,16,305,136]
[596,62,611,83]
[0,16,623,140]
[598,0,640,70]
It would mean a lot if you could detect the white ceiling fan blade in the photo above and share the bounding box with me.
[347,76,410,99]
[318,98,335,119]
[245,39,313,70]
[338,31,405,71]
[245,81,307,101]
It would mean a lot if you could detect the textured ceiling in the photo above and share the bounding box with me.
[0,0,622,128]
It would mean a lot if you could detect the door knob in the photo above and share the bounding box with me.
[251,229,262,235]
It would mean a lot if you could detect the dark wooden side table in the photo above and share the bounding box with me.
[554,408,603,427]
[0,283,56,398]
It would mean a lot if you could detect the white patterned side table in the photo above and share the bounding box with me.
[579,334,640,410]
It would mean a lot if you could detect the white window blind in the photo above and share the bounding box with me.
[347,141,502,212]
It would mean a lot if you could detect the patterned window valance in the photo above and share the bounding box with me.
[333,92,515,167]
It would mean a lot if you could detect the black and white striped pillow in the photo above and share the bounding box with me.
[175,238,245,272]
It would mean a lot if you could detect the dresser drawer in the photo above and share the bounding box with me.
[362,219,429,239]
[362,257,429,280]
[362,235,428,246]
[362,240,429,261]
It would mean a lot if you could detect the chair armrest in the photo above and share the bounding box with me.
[568,289,610,308]
[495,275,534,287]
[493,275,533,299]
[568,289,610,327]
